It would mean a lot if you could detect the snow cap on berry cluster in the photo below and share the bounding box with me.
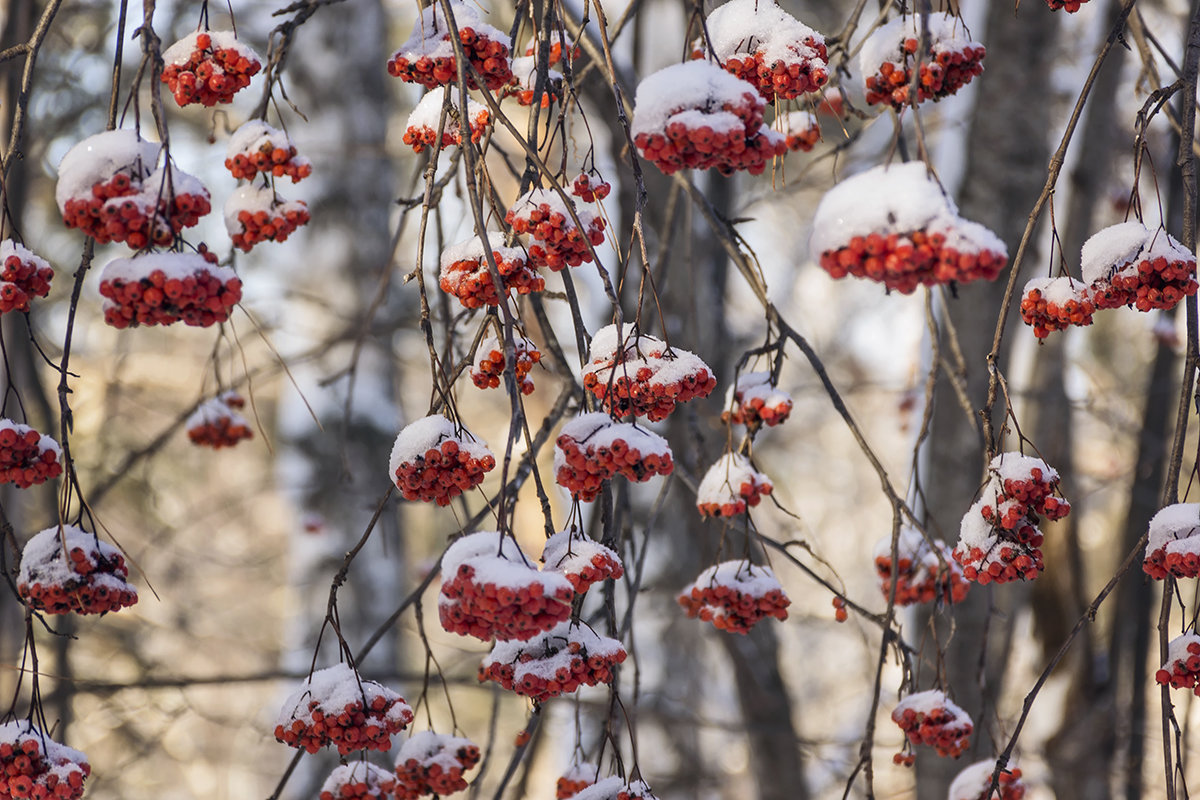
[275,662,412,741]
[163,30,260,68]
[810,162,951,256]
[948,760,1024,800]
[508,188,600,231]
[55,130,159,213]
[858,12,982,81]
[682,561,784,602]
[223,184,308,234]
[1022,276,1090,306]
[99,251,237,288]
[631,60,760,139]
[389,415,492,478]
[226,120,312,178]
[701,0,824,60]
[407,87,488,138]
[541,530,623,587]
[1145,503,1200,576]
[0,720,90,799]
[319,762,395,800]
[567,777,657,800]
[440,530,544,586]
[511,55,563,90]
[480,619,626,696]
[18,525,128,589]
[553,413,672,466]
[0,418,61,460]
[186,393,249,430]
[394,1,499,61]
[1081,220,1195,284]
[696,453,771,511]
[440,231,523,273]
[0,241,51,279]
[893,688,972,729]
[1162,632,1200,675]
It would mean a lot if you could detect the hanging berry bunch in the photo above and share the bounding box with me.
[553,413,674,502]
[581,324,716,421]
[99,251,242,329]
[319,762,396,800]
[1156,633,1200,695]
[0,241,53,315]
[224,185,310,251]
[471,334,541,394]
[557,763,599,799]
[161,31,262,107]
[540,529,624,593]
[388,415,495,505]
[387,2,513,91]
[571,174,611,203]
[506,188,606,271]
[0,420,62,489]
[1019,277,1095,338]
[1143,503,1200,580]
[677,561,790,633]
[439,232,544,308]
[696,453,773,518]
[478,621,627,702]
[186,392,253,449]
[0,721,90,800]
[1046,0,1089,11]
[437,531,574,641]
[17,525,138,616]
[781,111,821,153]
[508,55,563,107]
[274,663,414,755]
[403,88,491,153]
[392,731,480,799]
[1082,220,1197,312]
[567,778,659,800]
[860,13,985,109]
[891,689,973,759]
[721,371,793,430]
[873,529,969,606]
[949,761,1027,800]
[225,121,313,183]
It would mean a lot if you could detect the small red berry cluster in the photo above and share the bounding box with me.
[387,4,513,91]
[582,325,716,421]
[161,31,261,107]
[18,525,138,616]
[1084,222,1198,313]
[403,89,491,153]
[1046,0,1089,11]
[389,415,495,505]
[554,413,674,502]
[693,42,828,103]
[678,561,790,634]
[556,763,598,799]
[187,392,253,449]
[392,732,480,800]
[471,334,541,394]
[0,242,53,315]
[226,186,310,252]
[862,15,985,109]
[872,530,969,607]
[0,722,90,800]
[722,371,792,431]
[319,763,395,800]
[1156,633,1200,695]
[507,55,563,107]
[225,121,313,183]
[891,690,973,759]
[0,420,62,489]
[571,174,611,203]
[479,621,627,702]
[506,188,606,270]
[274,663,414,756]
[949,761,1026,800]
[439,234,544,308]
[1143,504,1200,580]
[99,251,242,329]
[820,229,1006,295]
[541,530,624,593]
[781,111,821,152]
[1019,277,1095,338]
[696,453,772,518]
[438,531,574,641]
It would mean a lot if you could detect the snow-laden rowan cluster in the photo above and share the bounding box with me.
[161,31,261,107]
[98,251,242,329]
[582,324,716,421]
[508,54,563,107]
[0,419,62,488]
[891,689,973,759]
[319,762,395,800]
[568,777,659,800]
[860,13,985,109]
[1082,221,1197,313]
[556,763,600,799]
[387,1,512,91]
[1019,277,1095,338]
[506,188,606,270]
[478,620,627,702]
[678,561,790,633]
[554,413,673,502]
[0,241,53,315]
[0,721,90,800]
[541,530,624,593]
[949,760,1027,800]
[225,121,312,183]
[1156,633,1200,695]
[570,174,610,203]
[471,334,540,394]
[872,528,969,607]
[18,525,137,616]
[439,233,544,308]
[1143,503,1200,580]
[274,663,413,755]
[722,371,793,430]
[186,392,253,449]
[224,185,310,252]
[403,88,490,153]
[781,111,821,153]
[388,415,495,505]
[392,731,480,799]
[696,453,773,518]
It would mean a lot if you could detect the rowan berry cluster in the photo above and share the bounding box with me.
[953,453,1070,585]
[471,334,540,394]
[403,88,490,153]
[1019,277,1095,338]
[388,415,495,505]
[437,531,574,641]
[98,252,242,329]
[0,722,90,800]
[1046,0,1088,10]
[567,778,658,800]
[439,233,543,308]
[541,530,624,593]
[508,55,563,107]
[571,174,611,203]
[949,761,1027,800]
[392,732,480,799]
[0,241,53,314]
[556,763,599,799]
[872,529,969,607]
[1143,503,1200,580]
[891,690,973,758]
[696,453,772,518]
[861,14,985,109]
[319,763,395,800]
[161,31,261,107]
[554,413,674,502]
[1082,222,1197,313]
[781,111,821,152]
[225,185,310,251]
[581,324,716,421]
[387,2,512,92]
[722,371,792,430]
[274,663,414,755]
[18,525,138,616]
[1156,633,1200,694]
[506,188,606,270]
[479,621,627,702]
[187,392,253,449]
[678,562,790,634]
[631,61,786,176]
[225,121,312,183]
[0,420,62,488]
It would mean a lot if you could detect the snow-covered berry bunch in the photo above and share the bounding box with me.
[571,174,611,203]
[99,251,242,329]
[506,188,606,270]
[781,111,821,152]
[225,185,310,251]
[553,413,674,502]
[508,55,563,107]
[161,31,261,107]
[0,241,53,315]
[274,663,414,755]
[949,760,1026,800]
[556,763,599,799]
[568,778,658,800]
[1019,277,1095,338]
[18,525,137,616]
[891,690,973,759]
[860,13,985,109]
[696,453,773,518]
[319,762,395,800]
[1046,0,1089,11]
[873,529,969,607]
[691,0,828,101]
[392,731,480,799]
[387,2,512,92]
[403,88,490,153]
[438,531,574,641]
[0,721,90,800]
[541,529,624,593]
[439,233,543,308]
[1082,221,1197,312]
[1143,503,1200,580]
[954,453,1070,585]
[0,420,62,489]
[812,163,1008,294]
[186,392,252,449]
[471,334,540,394]
[478,620,627,702]
[225,121,313,183]
[721,371,792,430]
[678,561,790,633]
[581,324,716,421]
[388,415,495,505]
[1156,633,1200,695]
[631,61,785,176]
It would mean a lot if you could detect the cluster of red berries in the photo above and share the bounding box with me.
[571,174,611,203]
[541,530,624,593]
[438,531,574,641]
[507,55,563,107]
[387,4,513,91]
[225,121,313,183]
[722,371,792,430]
[1156,633,1200,694]
[479,621,627,702]
[1020,277,1095,338]
[471,334,540,394]
[678,562,790,634]
[708,44,829,101]
[274,663,413,755]
[554,413,674,502]
[560,778,658,800]
[891,690,973,759]
[506,188,606,271]
[99,251,242,329]
[161,31,261,107]
[556,763,598,799]
[582,325,716,421]
[439,234,544,308]
[819,228,1007,294]
[403,89,490,153]
[0,722,90,800]
[225,186,310,251]
[0,242,53,314]
[18,525,138,616]
[1083,223,1198,313]
[782,111,821,152]
[187,392,253,449]
[393,732,480,799]
[1046,0,1088,10]
[949,761,1027,800]
[1143,504,1200,580]
[873,530,969,607]
[0,420,61,489]
[389,415,494,505]
[696,453,773,518]
[60,168,210,250]
[861,15,985,109]
[319,763,395,800]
